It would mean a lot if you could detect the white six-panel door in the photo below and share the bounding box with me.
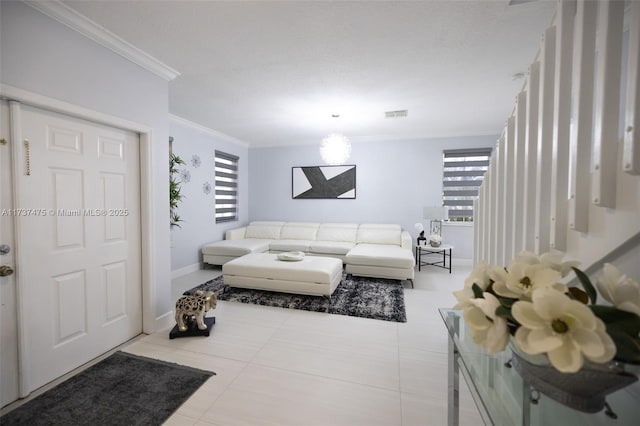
[14,104,142,393]
[0,101,19,407]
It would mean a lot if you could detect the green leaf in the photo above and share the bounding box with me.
[171,211,183,228]
[471,283,484,299]
[572,267,597,304]
[486,281,494,294]
[169,154,186,227]
[568,287,589,304]
[497,297,518,308]
[607,329,640,364]
[170,153,185,166]
[495,305,516,322]
[592,305,640,337]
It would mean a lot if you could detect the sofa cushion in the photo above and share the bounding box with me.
[280,222,320,240]
[202,239,271,256]
[245,221,284,239]
[316,223,359,243]
[269,239,313,252]
[346,243,414,269]
[356,224,402,246]
[309,240,356,255]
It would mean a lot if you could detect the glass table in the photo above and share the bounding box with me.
[439,308,640,426]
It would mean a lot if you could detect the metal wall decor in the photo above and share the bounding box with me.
[292,165,356,199]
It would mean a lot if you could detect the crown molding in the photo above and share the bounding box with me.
[24,0,180,81]
[0,84,152,134]
[169,114,250,148]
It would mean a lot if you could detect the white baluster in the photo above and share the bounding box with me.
[592,0,624,208]
[550,0,576,251]
[504,116,516,263]
[513,91,527,254]
[483,167,492,264]
[623,0,640,175]
[568,0,597,232]
[535,26,557,254]
[523,62,540,251]
[496,136,506,266]
[491,139,500,265]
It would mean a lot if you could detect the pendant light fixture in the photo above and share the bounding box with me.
[320,114,351,165]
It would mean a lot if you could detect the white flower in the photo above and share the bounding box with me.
[511,251,540,266]
[589,319,617,364]
[464,262,494,291]
[429,234,442,243]
[453,287,475,310]
[453,262,493,309]
[511,250,579,278]
[492,262,565,301]
[596,263,640,316]
[512,289,616,373]
[463,292,509,354]
[539,251,580,278]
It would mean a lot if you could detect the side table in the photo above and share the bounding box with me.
[415,244,453,273]
[439,308,640,425]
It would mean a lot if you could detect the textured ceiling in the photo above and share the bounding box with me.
[62,0,556,147]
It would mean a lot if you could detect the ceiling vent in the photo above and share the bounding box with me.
[385,110,408,118]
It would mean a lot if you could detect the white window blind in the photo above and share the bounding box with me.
[442,148,492,221]
[215,150,239,223]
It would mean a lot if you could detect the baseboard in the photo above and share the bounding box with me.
[455,258,473,267]
[171,262,201,279]
[154,310,175,332]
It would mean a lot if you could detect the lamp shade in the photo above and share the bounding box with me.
[414,223,425,233]
[423,206,449,220]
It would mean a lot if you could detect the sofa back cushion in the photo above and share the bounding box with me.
[316,223,359,243]
[245,221,284,240]
[280,222,320,240]
[357,224,402,245]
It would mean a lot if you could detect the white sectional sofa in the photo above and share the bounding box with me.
[202,221,415,283]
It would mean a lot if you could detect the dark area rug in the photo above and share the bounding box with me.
[1,351,215,426]
[187,272,407,322]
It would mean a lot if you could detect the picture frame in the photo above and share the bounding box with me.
[429,220,442,236]
[292,165,356,199]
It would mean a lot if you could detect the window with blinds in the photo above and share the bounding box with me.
[442,148,492,221]
[214,150,239,223]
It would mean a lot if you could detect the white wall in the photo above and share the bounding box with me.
[169,117,249,272]
[248,135,497,259]
[0,2,172,321]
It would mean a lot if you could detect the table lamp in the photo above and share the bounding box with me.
[423,206,449,237]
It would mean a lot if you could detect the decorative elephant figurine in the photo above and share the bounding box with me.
[174,290,217,332]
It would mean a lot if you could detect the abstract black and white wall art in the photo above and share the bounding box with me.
[292,165,356,199]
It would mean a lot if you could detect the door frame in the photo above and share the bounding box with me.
[1,84,158,397]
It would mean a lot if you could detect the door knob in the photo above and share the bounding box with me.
[0,265,14,277]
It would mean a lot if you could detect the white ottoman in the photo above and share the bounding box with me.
[222,253,343,298]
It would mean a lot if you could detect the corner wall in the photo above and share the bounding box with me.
[248,135,497,259]
[169,117,249,273]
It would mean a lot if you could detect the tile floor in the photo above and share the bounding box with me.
[127,262,483,426]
